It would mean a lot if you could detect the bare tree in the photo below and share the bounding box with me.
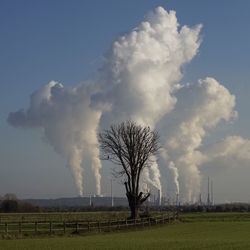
[99,120,161,219]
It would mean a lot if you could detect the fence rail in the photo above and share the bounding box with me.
[0,212,179,237]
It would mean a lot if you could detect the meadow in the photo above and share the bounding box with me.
[1,212,250,249]
[0,211,131,223]
[0,211,172,238]
[0,220,250,249]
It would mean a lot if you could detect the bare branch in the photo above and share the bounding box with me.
[99,120,161,219]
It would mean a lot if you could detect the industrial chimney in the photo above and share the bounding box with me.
[158,189,161,206]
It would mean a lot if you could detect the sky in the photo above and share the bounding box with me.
[1,0,250,203]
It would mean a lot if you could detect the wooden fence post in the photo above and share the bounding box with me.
[35,222,38,234]
[148,217,151,227]
[88,221,90,232]
[98,221,100,232]
[63,221,66,234]
[49,221,52,235]
[5,223,8,234]
[19,222,22,234]
[75,222,78,233]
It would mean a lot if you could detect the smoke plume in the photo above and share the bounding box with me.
[202,136,250,165]
[8,81,102,196]
[8,6,241,201]
[166,78,236,201]
[94,7,202,194]
[168,161,180,195]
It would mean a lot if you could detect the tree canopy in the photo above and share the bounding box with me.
[99,120,161,218]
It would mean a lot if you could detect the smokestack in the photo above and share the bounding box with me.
[89,194,92,207]
[158,189,161,206]
[199,193,202,205]
[211,179,213,206]
[176,193,179,206]
[207,177,210,206]
[111,179,114,207]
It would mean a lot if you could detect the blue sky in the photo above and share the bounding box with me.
[1,0,250,202]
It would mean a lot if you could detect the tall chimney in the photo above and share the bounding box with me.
[207,177,210,206]
[199,193,202,205]
[111,179,114,207]
[211,179,213,206]
[176,193,179,206]
[89,194,92,206]
[158,189,161,206]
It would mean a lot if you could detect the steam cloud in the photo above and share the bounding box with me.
[166,78,236,201]
[7,7,243,201]
[8,81,102,196]
[168,161,179,195]
[201,136,250,166]
[94,7,202,196]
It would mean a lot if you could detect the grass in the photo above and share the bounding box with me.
[180,212,250,222]
[0,211,132,223]
[0,222,250,249]
[0,211,169,238]
[0,215,250,250]
[1,213,250,249]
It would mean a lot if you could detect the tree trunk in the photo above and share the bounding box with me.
[125,182,150,219]
[127,193,140,219]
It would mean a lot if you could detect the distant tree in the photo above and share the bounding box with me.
[99,120,161,219]
[0,193,42,213]
[4,193,17,200]
[1,199,19,212]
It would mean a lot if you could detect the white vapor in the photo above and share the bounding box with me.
[168,161,180,195]
[8,81,102,196]
[202,136,250,165]
[8,6,243,202]
[166,77,236,201]
[94,7,202,195]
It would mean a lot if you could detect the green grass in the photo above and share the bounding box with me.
[1,212,250,249]
[0,211,169,237]
[180,212,250,222]
[0,211,132,223]
[1,220,250,249]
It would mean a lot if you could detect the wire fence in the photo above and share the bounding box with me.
[0,211,179,238]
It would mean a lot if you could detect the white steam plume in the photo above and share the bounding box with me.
[8,6,240,202]
[168,161,180,195]
[94,7,202,194]
[160,149,179,196]
[8,81,102,196]
[141,159,162,200]
[201,136,250,165]
[166,77,236,201]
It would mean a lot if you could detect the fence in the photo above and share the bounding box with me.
[0,212,178,237]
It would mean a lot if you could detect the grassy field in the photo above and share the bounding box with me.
[0,211,171,238]
[1,220,250,249]
[0,211,131,223]
[180,212,250,222]
[2,211,250,223]
[1,212,250,249]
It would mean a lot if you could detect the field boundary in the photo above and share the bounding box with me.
[0,212,178,238]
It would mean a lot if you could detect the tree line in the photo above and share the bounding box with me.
[0,194,41,213]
